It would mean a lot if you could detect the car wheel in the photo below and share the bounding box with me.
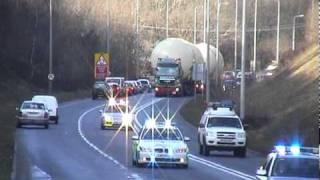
[16,122,21,128]
[199,144,203,155]
[203,137,210,156]
[44,124,49,129]
[181,164,188,169]
[55,118,58,124]
[92,95,97,100]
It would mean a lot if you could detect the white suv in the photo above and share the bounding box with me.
[198,107,247,157]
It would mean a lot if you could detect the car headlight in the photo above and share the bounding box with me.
[139,146,152,152]
[176,148,188,153]
[103,114,112,121]
[122,113,133,126]
[206,131,216,137]
[237,132,245,138]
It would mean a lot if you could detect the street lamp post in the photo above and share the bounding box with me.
[253,0,257,73]
[292,14,304,51]
[205,0,210,103]
[216,0,221,86]
[48,0,53,94]
[203,0,206,42]
[135,0,140,78]
[107,0,111,54]
[240,0,247,120]
[166,0,169,38]
[234,0,238,70]
[194,7,198,44]
[276,0,280,65]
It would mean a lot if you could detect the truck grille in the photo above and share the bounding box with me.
[217,132,236,140]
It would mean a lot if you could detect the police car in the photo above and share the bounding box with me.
[256,145,319,180]
[100,99,133,130]
[198,102,247,157]
[131,120,190,168]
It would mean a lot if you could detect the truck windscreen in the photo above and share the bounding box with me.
[157,65,178,76]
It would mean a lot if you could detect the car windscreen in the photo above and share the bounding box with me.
[104,105,129,113]
[22,103,45,110]
[106,79,120,85]
[271,157,319,178]
[141,128,183,141]
[139,80,148,85]
[207,117,242,129]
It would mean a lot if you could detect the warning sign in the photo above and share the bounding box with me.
[94,53,110,80]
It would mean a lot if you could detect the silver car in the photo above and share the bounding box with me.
[16,101,50,129]
[100,102,133,130]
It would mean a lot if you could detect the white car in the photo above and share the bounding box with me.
[198,107,247,157]
[32,95,59,124]
[256,145,319,180]
[16,101,50,129]
[131,121,190,168]
[100,101,133,130]
[105,77,125,88]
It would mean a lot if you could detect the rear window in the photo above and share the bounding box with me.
[22,103,45,110]
[139,80,149,85]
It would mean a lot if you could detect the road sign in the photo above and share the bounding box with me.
[94,53,110,80]
[48,73,55,81]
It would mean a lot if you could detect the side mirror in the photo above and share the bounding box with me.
[131,135,139,141]
[243,124,249,130]
[199,124,205,128]
[184,137,191,142]
[256,168,267,176]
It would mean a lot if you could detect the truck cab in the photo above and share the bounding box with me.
[154,58,183,97]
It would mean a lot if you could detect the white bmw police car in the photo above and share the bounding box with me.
[131,120,190,168]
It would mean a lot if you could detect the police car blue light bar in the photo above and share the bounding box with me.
[273,145,319,155]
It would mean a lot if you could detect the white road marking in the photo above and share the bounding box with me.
[31,165,52,180]
[188,154,256,180]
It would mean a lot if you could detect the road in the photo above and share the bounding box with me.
[14,93,263,180]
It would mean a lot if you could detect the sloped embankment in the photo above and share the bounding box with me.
[245,45,318,152]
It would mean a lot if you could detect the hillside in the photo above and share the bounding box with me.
[245,44,318,152]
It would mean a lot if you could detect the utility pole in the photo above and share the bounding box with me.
[253,0,257,73]
[234,0,238,70]
[240,0,247,120]
[48,0,53,94]
[205,0,210,103]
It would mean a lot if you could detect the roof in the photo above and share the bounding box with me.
[205,107,237,117]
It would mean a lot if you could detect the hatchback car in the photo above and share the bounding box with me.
[16,101,50,129]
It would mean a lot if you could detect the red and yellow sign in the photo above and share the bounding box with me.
[94,53,110,80]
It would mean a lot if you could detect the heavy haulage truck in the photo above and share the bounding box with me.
[150,38,224,97]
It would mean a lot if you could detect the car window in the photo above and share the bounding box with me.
[22,103,45,110]
[139,80,148,85]
[271,157,319,178]
[206,117,242,129]
[141,128,183,141]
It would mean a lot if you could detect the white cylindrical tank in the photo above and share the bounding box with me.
[196,43,224,83]
[150,38,204,79]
